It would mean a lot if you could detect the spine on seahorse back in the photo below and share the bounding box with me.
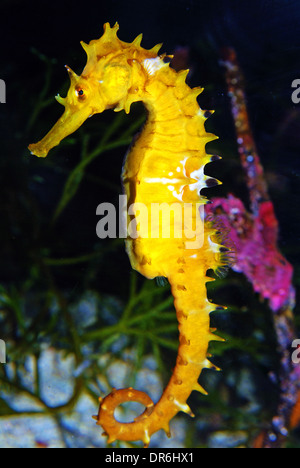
[96,59,226,445]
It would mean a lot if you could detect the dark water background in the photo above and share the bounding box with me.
[0,0,299,448]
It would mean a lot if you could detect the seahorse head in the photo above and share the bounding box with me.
[28,22,163,158]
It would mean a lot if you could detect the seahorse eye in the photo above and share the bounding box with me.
[75,87,86,100]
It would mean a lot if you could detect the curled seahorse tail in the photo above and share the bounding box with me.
[94,388,155,445]
[95,264,223,445]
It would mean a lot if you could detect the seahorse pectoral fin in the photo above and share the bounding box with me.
[28,106,93,158]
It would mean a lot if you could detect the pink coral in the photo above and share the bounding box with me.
[206,196,294,312]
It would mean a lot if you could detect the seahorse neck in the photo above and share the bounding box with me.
[122,67,207,187]
[142,66,199,121]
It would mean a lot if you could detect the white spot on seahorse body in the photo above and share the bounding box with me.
[143,176,186,201]
[189,166,206,192]
[173,399,192,414]
[208,235,220,253]
[143,429,150,445]
[172,189,184,202]
[180,157,189,177]
[144,177,182,184]
[143,57,163,76]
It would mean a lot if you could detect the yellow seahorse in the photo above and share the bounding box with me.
[28,22,229,446]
